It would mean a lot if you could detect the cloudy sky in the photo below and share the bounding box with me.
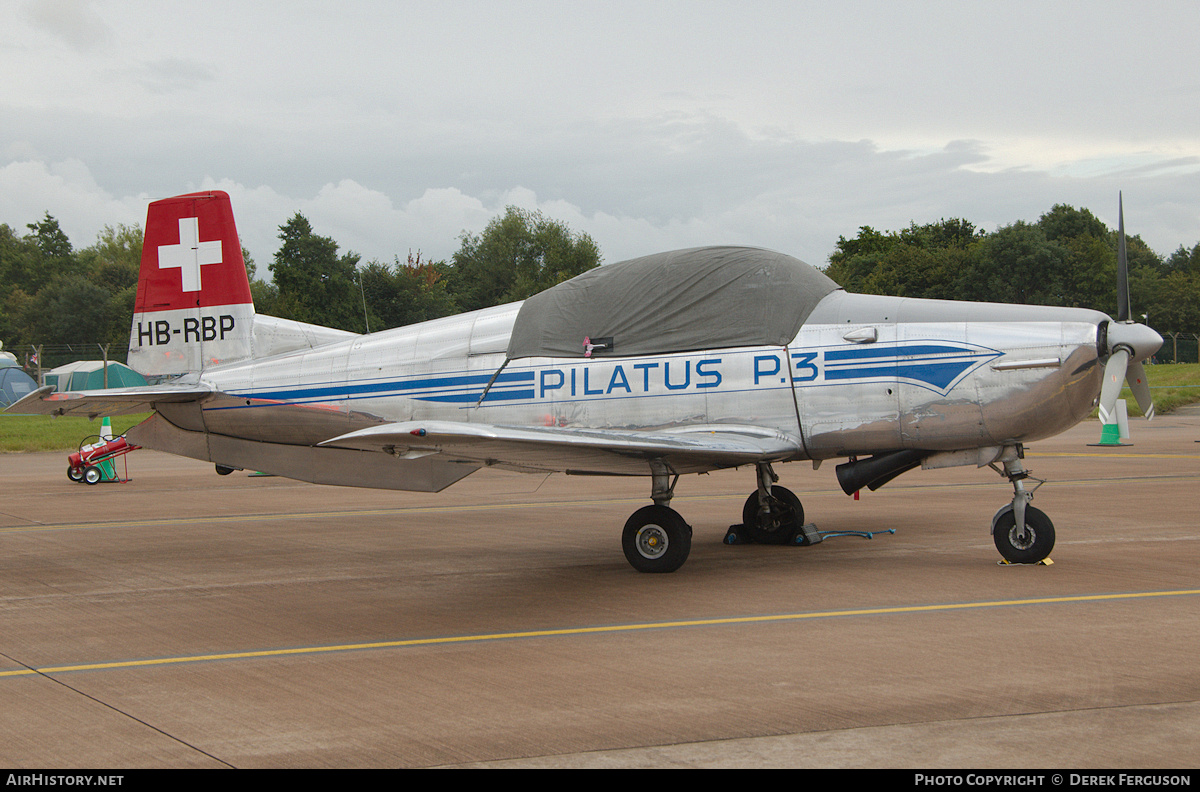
[3,0,1198,273]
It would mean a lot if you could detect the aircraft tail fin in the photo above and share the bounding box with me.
[127,191,255,377]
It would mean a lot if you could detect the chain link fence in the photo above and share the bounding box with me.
[17,344,132,385]
[1156,333,1200,364]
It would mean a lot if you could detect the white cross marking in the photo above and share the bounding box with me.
[158,217,222,292]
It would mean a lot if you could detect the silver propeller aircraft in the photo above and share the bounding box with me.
[9,191,1163,572]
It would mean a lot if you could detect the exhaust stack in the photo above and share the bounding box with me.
[835,449,925,495]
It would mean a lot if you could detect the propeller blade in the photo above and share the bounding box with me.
[1126,360,1155,420]
[1116,192,1130,322]
[1098,348,1129,426]
[1095,196,1160,441]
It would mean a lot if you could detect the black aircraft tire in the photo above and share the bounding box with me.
[215,464,235,476]
[993,505,1055,564]
[622,505,692,573]
[741,486,804,544]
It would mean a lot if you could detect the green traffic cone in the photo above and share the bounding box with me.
[1097,399,1133,446]
[98,417,117,481]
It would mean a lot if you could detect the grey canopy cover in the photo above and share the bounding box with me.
[506,246,840,359]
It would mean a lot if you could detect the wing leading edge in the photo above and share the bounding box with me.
[319,421,805,476]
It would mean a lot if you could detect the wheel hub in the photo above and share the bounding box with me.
[761,500,787,530]
[1007,524,1035,551]
[635,525,669,559]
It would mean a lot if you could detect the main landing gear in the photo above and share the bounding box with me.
[621,462,692,573]
[622,505,692,573]
[618,452,1057,572]
[737,462,806,545]
[990,450,1055,564]
[620,462,807,573]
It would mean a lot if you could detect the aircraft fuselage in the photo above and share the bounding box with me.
[167,290,1107,470]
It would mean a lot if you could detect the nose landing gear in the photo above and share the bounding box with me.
[990,449,1055,564]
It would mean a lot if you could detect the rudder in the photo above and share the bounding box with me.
[127,191,255,377]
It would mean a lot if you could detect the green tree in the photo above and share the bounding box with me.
[1,216,96,355]
[956,222,1070,305]
[0,225,37,345]
[825,219,981,299]
[3,214,85,298]
[1030,207,1118,310]
[445,207,601,312]
[826,207,1164,316]
[26,212,73,262]
[25,274,115,348]
[269,213,361,331]
[1058,234,1117,311]
[1166,243,1200,275]
[0,286,34,350]
[1038,204,1107,243]
[241,245,279,315]
[77,224,142,292]
[360,252,457,331]
[0,223,37,296]
[77,224,143,347]
[1136,245,1200,336]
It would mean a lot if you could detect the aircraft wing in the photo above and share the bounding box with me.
[318,420,805,475]
[4,384,214,418]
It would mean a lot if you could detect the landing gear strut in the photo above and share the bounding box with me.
[990,450,1055,564]
[621,462,692,573]
[735,463,806,545]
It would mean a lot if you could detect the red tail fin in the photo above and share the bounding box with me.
[127,191,256,376]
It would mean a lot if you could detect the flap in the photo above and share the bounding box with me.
[319,420,804,475]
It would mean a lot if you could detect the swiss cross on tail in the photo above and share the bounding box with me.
[158,216,223,292]
[127,191,256,377]
[134,191,253,311]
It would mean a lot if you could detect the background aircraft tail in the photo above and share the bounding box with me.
[127,191,356,378]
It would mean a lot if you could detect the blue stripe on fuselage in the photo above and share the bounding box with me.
[233,370,535,402]
[822,342,999,392]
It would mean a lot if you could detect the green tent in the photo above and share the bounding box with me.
[44,360,147,392]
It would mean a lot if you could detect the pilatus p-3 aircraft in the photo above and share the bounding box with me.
[9,191,1163,572]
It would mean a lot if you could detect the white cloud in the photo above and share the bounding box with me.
[0,159,145,244]
[4,0,1200,273]
[5,143,1199,283]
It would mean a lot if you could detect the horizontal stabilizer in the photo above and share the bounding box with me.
[4,383,213,418]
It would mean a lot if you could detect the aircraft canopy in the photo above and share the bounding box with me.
[506,246,840,360]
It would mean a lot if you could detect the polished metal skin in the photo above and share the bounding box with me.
[9,193,1162,572]
[171,291,1111,471]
